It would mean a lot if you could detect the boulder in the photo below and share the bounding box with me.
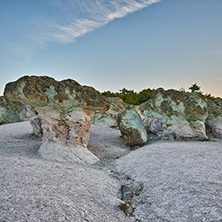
[117,109,148,147]
[0,96,23,124]
[91,97,130,127]
[206,98,222,138]
[4,76,109,164]
[0,96,36,124]
[136,88,209,140]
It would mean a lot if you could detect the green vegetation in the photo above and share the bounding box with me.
[188,83,216,100]
[102,88,153,105]
[102,84,216,105]
[189,83,201,92]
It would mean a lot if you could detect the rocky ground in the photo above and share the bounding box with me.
[1,121,222,222]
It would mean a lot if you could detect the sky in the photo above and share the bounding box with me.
[0,0,222,97]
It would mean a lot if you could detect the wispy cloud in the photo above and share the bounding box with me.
[49,0,161,43]
[8,0,160,62]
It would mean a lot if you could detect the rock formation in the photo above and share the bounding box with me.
[19,104,37,121]
[137,88,209,140]
[91,97,130,127]
[30,116,43,137]
[206,98,222,138]
[0,96,36,124]
[117,109,148,147]
[0,96,23,124]
[4,76,109,164]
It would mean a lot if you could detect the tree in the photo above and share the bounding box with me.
[189,83,201,92]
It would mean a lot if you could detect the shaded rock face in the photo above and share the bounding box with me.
[0,97,37,124]
[206,98,222,138]
[30,116,43,137]
[4,76,109,164]
[91,97,129,128]
[19,105,38,121]
[137,88,209,140]
[0,96,23,124]
[117,109,148,147]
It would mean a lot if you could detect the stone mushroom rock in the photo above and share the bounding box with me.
[4,76,109,164]
[206,98,222,138]
[136,88,209,140]
[91,97,130,128]
[117,109,148,147]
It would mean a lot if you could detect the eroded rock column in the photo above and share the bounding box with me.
[36,108,99,164]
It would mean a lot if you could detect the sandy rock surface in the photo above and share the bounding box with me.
[116,140,222,221]
[0,122,128,222]
[1,121,222,222]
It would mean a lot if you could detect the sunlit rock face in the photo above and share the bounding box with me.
[137,88,209,140]
[117,109,148,147]
[206,98,222,138]
[91,97,130,128]
[4,76,109,164]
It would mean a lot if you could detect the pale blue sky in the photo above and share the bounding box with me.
[1,0,222,97]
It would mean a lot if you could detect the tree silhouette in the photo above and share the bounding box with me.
[189,83,201,92]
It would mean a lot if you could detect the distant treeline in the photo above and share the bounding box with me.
[102,88,153,105]
[102,84,216,105]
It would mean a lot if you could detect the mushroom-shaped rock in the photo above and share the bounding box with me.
[4,76,109,164]
[206,98,222,138]
[91,97,130,128]
[117,109,148,147]
[136,88,209,140]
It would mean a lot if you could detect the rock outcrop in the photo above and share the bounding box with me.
[0,96,37,124]
[117,109,148,147]
[91,97,129,127]
[137,88,209,140]
[206,98,222,138]
[0,96,23,124]
[4,76,109,164]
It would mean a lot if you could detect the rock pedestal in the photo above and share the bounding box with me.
[4,76,109,164]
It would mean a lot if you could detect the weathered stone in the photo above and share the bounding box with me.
[19,105,38,121]
[0,96,23,124]
[137,88,209,140]
[117,109,148,147]
[91,97,129,127]
[206,98,222,138]
[4,76,109,164]
[30,116,43,137]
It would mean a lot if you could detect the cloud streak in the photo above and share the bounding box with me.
[7,0,160,62]
[49,0,160,43]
